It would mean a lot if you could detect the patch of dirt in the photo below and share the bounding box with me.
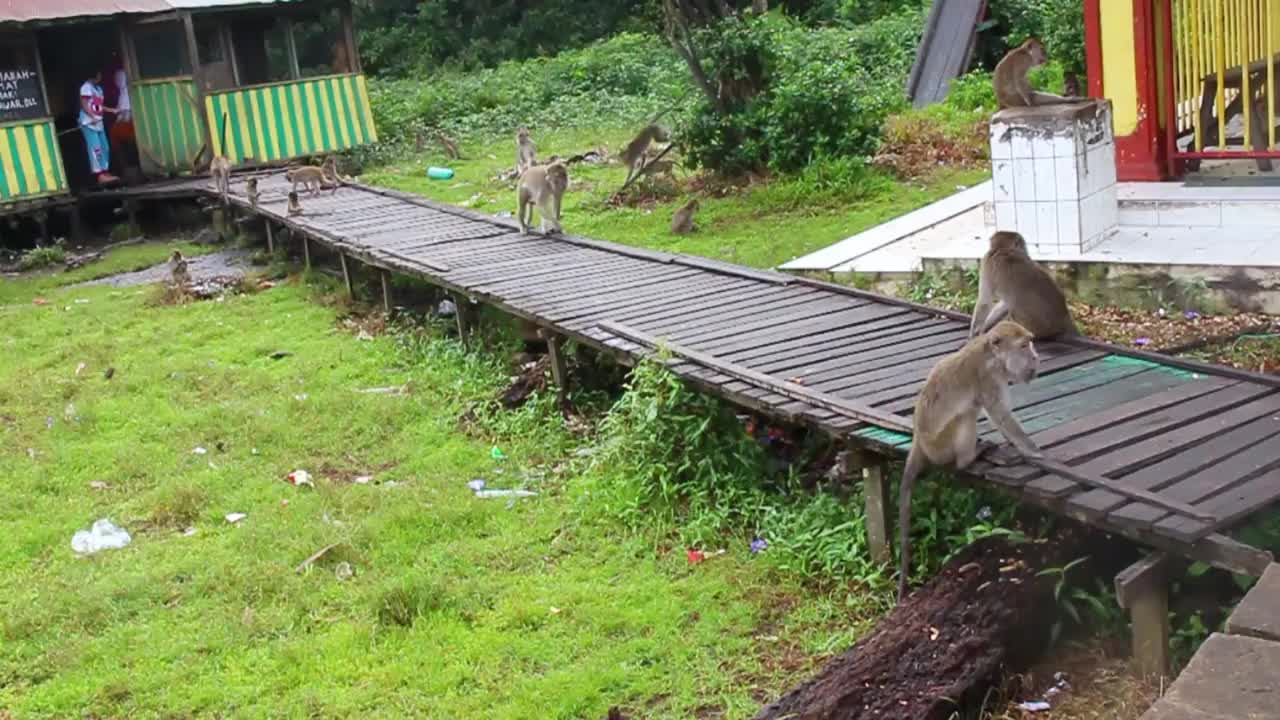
[988,639,1157,720]
[874,116,990,180]
[339,311,390,339]
[1073,302,1277,353]
[754,528,1108,720]
[499,356,550,408]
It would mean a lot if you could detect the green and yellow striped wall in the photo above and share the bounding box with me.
[133,79,206,173]
[205,74,378,165]
[0,119,69,203]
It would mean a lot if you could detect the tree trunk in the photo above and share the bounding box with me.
[754,528,1109,720]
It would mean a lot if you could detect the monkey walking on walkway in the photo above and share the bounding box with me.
[897,321,1044,601]
[517,161,569,235]
[994,39,1089,109]
[970,231,1078,340]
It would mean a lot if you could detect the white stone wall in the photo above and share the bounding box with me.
[990,102,1118,255]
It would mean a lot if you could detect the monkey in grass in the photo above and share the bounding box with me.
[970,231,1077,340]
[518,161,569,235]
[436,130,460,160]
[620,124,671,185]
[516,127,537,175]
[169,249,191,287]
[994,39,1088,109]
[670,198,699,235]
[896,321,1044,601]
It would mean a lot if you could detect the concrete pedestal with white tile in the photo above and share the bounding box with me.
[990,100,1118,255]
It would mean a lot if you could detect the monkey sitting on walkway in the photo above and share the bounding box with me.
[897,321,1044,601]
[970,231,1077,340]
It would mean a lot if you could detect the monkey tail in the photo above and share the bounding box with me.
[897,445,926,603]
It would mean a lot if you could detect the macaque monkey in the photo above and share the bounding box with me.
[437,130,460,160]
[994,39,1088,109]
[246,177,259,210]
[210,154,231,206]
[169,249,191,287]
[516,127,537,175]
[670,198,699,235]
[287,190,303,217]
[320,156,347,192]
[642,156,676,179]
[970,231,1077,340]
[897,321,1044,601]
[210,112,232,205]
[517,161,569,235]
[621,124,671,185]
[286,165,329,197]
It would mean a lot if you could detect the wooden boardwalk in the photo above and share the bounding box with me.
[131,171,1280,576]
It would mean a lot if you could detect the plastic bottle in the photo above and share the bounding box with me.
[427,166,454,180]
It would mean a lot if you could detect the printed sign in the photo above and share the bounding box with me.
[0,67,45,123]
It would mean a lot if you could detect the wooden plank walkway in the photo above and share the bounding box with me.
[131,171,1279,576]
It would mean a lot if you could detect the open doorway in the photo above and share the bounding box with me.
[36,21,139,191]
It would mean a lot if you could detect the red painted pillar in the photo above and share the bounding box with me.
[1087,0,1170,181]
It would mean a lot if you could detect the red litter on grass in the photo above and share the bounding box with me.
[286,469,314,487]
[686,549,706,565]
[33,297,48,306]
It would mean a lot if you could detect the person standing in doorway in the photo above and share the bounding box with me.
[80,70,119,185]
[107,62,136,177]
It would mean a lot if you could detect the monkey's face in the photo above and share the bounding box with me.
[1025,40,1048,65]
[992,323,1039,384]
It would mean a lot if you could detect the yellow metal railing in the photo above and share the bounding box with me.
[1169,0,1280,163]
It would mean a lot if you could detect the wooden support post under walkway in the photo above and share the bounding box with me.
[453,293,472,346]
[1116,552,1172,680]
[381,271,392,314]
[857,450,892,565]
[339,254,354,299]
[540,329,570,404]
[302,234,311,271]
[265,221,275,255]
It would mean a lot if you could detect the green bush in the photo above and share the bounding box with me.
[678,10,919,174]
[16,244,65,271]
[988,0,1086,80]
[367,33,689,147]
[356,0,658,76]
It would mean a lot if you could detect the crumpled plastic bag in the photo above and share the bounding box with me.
[71,519,132,555]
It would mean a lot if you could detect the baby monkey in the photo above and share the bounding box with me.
[994,39,1088,109]
[517,161,569,235]
[897,321,1044,601]
[246,177,259,209]
[287,190,303,217]
[971,230,1077,340]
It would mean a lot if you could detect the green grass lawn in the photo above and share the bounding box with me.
[364,127,988,270]
[0,246,879,719]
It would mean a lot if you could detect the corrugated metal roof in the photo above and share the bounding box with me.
[0,0,294,23]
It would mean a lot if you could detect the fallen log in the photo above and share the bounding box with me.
[755,527,1114,720]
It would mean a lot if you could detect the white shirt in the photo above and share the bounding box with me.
[79,81,104,131]
[114,69,130,122]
